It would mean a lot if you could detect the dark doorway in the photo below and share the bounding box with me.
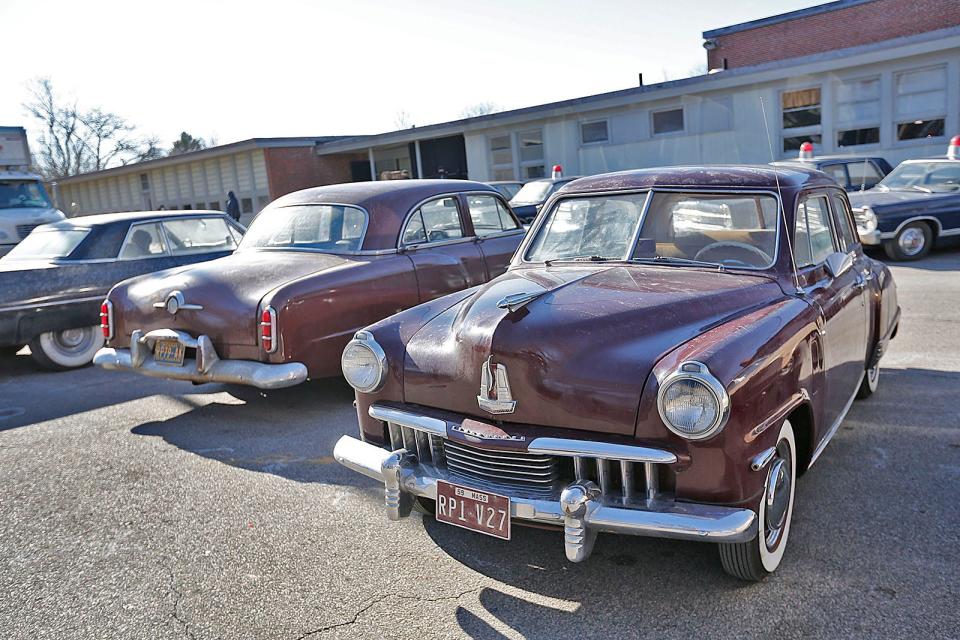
[419,135,468,179]
[350,160,372,182]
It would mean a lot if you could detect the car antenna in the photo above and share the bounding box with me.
[860,158,869,192]
[759,96,804,296]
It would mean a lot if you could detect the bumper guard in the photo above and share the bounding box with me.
[93,329,307,389]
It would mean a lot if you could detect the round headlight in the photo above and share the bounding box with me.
[657,361,729,440]
[341,331,387,393]
[855,206,877,233]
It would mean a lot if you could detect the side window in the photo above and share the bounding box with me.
[830,195,858,251]
[846,161,883,189]
[162,217,238,255]
[466,194,520,237]
[822,164,848,187]
[119,223,168,259]
[403,197,463,246]
[794,196,836,267]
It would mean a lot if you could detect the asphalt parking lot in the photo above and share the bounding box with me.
[1,251,958,640]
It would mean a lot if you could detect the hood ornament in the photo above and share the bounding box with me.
[496,291,542,313]
[477,356,516,415]
[153,290,203,316]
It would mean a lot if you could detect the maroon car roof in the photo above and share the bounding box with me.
[268,180,499,250]
[557,165,838,194]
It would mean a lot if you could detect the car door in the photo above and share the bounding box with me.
[794,192,867,432]
[845,160,885,191]
[461,192,526,279]
[400,195,486,302]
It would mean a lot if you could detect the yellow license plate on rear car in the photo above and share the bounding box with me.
[154,339,185,366]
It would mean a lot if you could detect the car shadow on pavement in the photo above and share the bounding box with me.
[129,378,368,486]
[867,246,960,271]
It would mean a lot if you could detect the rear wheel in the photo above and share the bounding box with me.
[884,221,932,261]
[856,363,880,399]
[719,420,796,581]
[28,327,104,370]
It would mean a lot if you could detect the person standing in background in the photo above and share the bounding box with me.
[225,191,241,222]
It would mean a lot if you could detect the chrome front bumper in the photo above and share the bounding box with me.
[333,434,757,562]
[93,328,307,389]
[858,229,882,245]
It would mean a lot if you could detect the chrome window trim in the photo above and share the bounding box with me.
[462,189,523,236]
[118,221,172,261]
[237,202,370,254]
[398,192,473,249]
[795,190,840,269]
[159,215,241,256]
[517,187,784,272]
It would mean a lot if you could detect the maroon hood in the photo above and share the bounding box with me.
[402,265,786,435]
[111,250,358,346]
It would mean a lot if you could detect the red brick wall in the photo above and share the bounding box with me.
[263,147,367,199]
[707,0,960,69]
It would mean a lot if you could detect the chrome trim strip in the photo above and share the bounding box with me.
[0,294,105,313]
[397,192,476,250]
[808,370,865,468]
[527,438,677,464]
[878,215,945,240]
[117,221,172,260]
[940,227,960,237]
[368,404,447,437]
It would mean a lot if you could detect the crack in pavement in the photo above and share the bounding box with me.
[294,586,483,639]
[168,567,196,640]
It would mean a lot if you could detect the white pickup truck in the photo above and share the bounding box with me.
[0,126,65,257]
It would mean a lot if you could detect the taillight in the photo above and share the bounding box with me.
[260,306,277,353]
[100,300,113,340]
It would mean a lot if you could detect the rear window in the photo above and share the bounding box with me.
[163,217,238,255]
[3,228,89,260]
[240,204,367,252]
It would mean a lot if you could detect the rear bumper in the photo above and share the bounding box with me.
[333,434,757,562]
[93,328,307,389]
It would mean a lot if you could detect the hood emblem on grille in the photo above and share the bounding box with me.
[477,356,516,415]
[153,290,203,316]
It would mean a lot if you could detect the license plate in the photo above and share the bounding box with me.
[435,480,510,540]
[154,339,185,366]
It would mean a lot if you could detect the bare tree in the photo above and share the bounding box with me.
[394,109,414,129]
[169,131,206,155]
[133,137,165,163]
[460,102,500,119]
[22,77,162,178]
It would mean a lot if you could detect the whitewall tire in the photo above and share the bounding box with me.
[29,326,104,370]
[719,419,797,581]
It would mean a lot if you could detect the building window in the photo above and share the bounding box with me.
[838,127,880,147]
[894,67,946,142]
[835,77,880,148]
[489,134,514,180]
[897,118,945,141]
[783,134,822,152]
[580,120,609,144]
[139,173,150,191]
[652,108,684,135]
[517,129,545,179]
[208,201,220,211]
[241,198,253,214]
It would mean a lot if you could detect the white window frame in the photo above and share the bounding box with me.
[834,75,881,150]
[651,107,685,137]
[579,118,610,145]
[487,133,515,181]
[780,86,822,156]
[517,128,546,180]
[892,65,948,147]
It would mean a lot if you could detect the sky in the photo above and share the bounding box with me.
[1,0,825,150]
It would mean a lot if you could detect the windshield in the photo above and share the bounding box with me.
[878,161,960,192]
[0,180,53,210]
[511,180,554,204]
[3,228,89,260]
[525,191,779,269]
[239,204,367,252]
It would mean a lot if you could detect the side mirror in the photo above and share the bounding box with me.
[824,252,853,278]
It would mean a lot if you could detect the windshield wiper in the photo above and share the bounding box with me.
[910,185,933,193]
[544,255,622,266]
[631,255,726,271]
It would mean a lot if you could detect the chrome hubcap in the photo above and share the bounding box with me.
[868,364,880,387]
[898,228,925,256]
[53,327,95,354]
[764,442,792,551]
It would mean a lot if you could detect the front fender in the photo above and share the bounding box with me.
[637,296,823,509]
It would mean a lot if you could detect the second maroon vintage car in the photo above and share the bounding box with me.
[334,166,900,581]
[93,180,525,389]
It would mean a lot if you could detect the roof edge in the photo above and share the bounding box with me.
[703,0,877,38]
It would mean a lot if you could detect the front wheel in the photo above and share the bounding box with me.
[856,363,880,399]
[719,420,797,581]
[28,326,104,371]
[884,221,932,261]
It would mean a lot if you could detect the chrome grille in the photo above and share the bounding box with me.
[384,421,666,503]
[16,223,40,240]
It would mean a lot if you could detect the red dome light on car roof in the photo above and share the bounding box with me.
[798,141,814,160]
[552,165,563,179]
[948,135,960,159]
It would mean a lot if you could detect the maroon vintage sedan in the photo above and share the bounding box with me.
[93,180,525,389]
[334,166,900,581]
